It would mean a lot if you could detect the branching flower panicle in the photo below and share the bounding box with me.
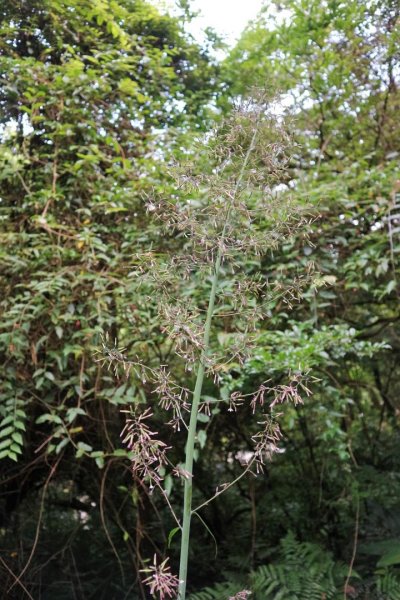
[154,366,190,431]
[252,413,283,473]
[227,370,315,414]
[93,333,130,376]
[120,408,170,489]
[94,92,317,599]
[159,302,205,363]
[269,371,313,409]
[141,554,180,600]
[227,371,315,473]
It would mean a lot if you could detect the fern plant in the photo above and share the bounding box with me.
[189,533,350,600]
[0,388,26,461]
[188,581,240,600]
[189,531,400,600]
[251,533,348,600]
[375,569,400,600]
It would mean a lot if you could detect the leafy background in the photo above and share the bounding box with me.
[0,0,399,598]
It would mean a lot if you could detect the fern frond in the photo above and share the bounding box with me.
[189,533,349,600]
[376,569,400,600]
[188,581,239,600]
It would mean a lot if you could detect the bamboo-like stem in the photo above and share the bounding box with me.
[178,123,260,599]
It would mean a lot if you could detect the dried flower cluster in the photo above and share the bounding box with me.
[229,591,252,600]
[252,414,284,473]
[96,92,314,492]
[120,407,169,488]
[141,555,180,600]
[95,93,316,598]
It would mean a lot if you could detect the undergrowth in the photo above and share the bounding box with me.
[188,532,400,600]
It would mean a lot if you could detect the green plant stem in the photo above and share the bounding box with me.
[178,252,221,600]
[178,124,259,599]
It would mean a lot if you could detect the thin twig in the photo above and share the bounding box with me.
[8,457,61,594]
[344,491,360,600]
[0,556,34,600]
[193,460,255,514]
[155,482,182,530]
[99,459,126,585]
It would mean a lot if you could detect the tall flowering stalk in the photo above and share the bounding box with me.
[177,119,261,598]
[96,95,315,599]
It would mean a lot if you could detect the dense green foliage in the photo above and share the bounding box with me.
[0,1,219,597]
[1,0,400,598]
[193,0,400,596]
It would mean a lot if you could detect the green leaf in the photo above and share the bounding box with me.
[66,407,87,424]
[164,474,173,496]
[377,545,400,567]
[0,438,12,450]
[0,426,13,439]
[77,441,93,453]
[168,527,181,548]
[197,429,207,449]
[90,451,104,458]
[385,280,397,295]
[112,448,129,457]
[192,511,217,557]
[95,456,104,469]
[10,443,22,454]
[36,414,63,425]
[14,421,26,431]
[55,438,70,454]
[197,412,210,423]
[118,78,138,95]
[12,431,23,445]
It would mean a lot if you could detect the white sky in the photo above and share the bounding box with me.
[186,0,265,45]
[158,0,265,46]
